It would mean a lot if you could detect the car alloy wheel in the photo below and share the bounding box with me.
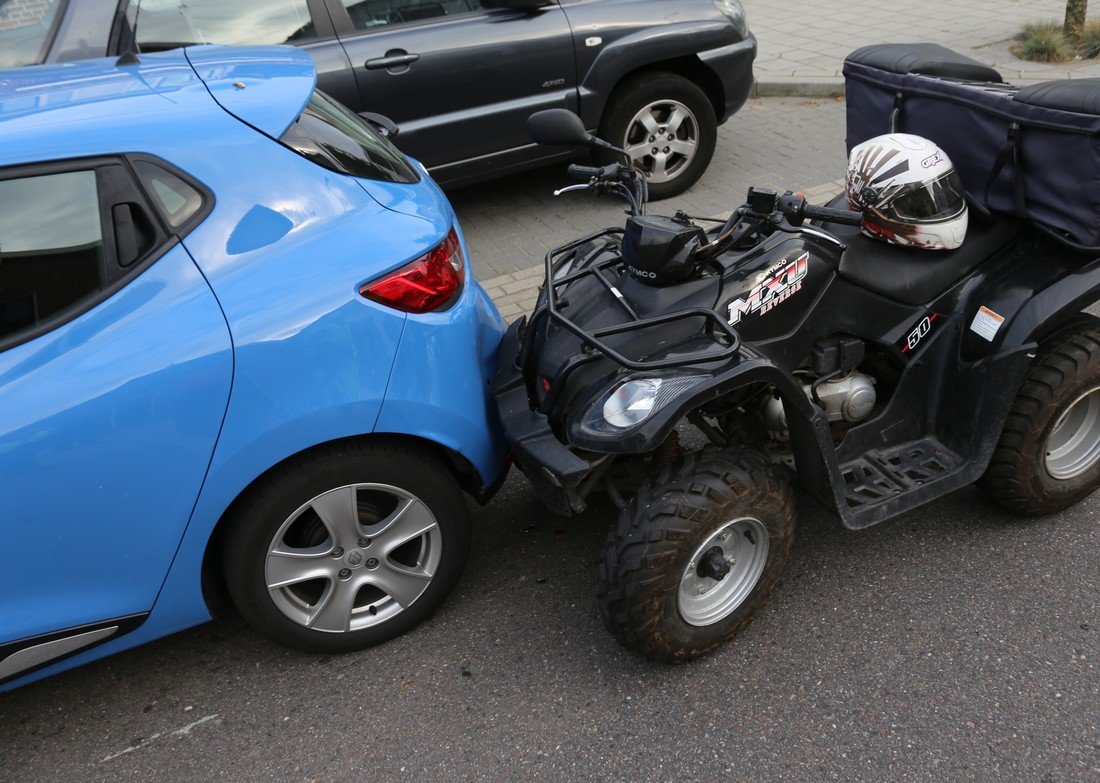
[265,483,442,633]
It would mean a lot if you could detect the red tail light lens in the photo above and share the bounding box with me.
[360,228,465,313]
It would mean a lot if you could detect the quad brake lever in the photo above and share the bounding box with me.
[554,183,593,197]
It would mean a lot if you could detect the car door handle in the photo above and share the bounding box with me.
[365,53,421,70]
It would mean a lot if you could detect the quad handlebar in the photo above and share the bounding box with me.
[775,192,863,227]
[758,188,863,227]
[801,204,865,226]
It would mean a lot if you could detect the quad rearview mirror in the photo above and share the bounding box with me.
[527,109,591,147]
[528,108,629,159]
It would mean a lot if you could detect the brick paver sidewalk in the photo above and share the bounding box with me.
[746,0,1100,95]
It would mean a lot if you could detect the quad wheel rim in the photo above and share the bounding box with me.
[623,99,699,184]
[1045,386,1100,480]
[678,517,770,627]
[265,483,442,633]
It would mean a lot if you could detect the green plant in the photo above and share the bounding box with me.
[1011,21,1075,62]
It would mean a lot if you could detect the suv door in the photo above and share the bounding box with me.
[0,158,232,683]
[325,0,577,178]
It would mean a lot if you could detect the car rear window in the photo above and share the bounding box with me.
[279,91,420,184]
[0,0,64,68]
[127,0,316,50]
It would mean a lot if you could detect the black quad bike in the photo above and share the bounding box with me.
[492,107,1100,663]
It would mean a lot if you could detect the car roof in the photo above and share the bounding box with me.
[0,45,315,170]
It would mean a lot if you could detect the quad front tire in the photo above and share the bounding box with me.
[982,316,1100,515]
[223,440,470,653]
[597,447,796,662]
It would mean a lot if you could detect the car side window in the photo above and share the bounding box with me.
[132,160,206,231]
[341,0,498,30]
[0,0,64,68]
[128,0,317,51]
[0,171,106,345]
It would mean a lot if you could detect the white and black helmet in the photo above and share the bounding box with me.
[846,133,968,251]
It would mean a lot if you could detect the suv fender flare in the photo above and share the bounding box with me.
[577,21,738,128]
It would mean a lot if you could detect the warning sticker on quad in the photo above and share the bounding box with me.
[970,306,1005,342]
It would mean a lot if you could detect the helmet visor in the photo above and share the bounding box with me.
[888,171,966,223]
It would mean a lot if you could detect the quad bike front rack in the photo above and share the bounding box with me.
[518,228,742,410]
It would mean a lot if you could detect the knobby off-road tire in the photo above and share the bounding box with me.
[223,440,470,654]
[982,315,1100,515]
[597,447,796,662]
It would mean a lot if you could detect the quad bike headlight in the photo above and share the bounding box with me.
[581,375,710,434]
[714,0,749,37]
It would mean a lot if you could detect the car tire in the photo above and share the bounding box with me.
[596,447,796,663]
[981,315,1100,516]
[598,71,718,200]
[222,440,470,653]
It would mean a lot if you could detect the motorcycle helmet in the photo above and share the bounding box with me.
[845,133,968,250]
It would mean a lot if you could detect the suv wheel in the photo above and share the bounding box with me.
[598,72,718,200]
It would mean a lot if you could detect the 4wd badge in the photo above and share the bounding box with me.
[727,253,810,325]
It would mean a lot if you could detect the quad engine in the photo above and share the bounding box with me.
[761,334,878,436]
[763,371,877,434]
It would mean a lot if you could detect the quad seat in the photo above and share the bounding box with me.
[825,207,1021,305]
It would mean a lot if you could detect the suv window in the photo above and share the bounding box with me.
[342,0,496,30]
[128,0,316,51]
[0,0,63,68]
[0,171,106,344]
[280,90,420,183]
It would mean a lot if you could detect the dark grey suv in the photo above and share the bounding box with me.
[1,0,755,196]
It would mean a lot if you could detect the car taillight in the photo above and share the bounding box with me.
[360,227,465,313]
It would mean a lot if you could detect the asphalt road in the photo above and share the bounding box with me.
[1,99,1097,782]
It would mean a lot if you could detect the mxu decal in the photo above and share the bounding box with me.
[727,253,810,325]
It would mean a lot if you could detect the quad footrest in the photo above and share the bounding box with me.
[840,439,963,512]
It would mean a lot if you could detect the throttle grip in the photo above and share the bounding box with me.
[804,205,864,226]
[567,164,600,180]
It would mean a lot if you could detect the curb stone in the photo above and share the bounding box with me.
[753,80,846,99]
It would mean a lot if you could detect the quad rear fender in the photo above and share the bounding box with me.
[1002,255,1100,348]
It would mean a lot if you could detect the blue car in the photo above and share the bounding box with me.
[0,45,507,690]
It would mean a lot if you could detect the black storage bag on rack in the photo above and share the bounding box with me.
[844,43,1100,248]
